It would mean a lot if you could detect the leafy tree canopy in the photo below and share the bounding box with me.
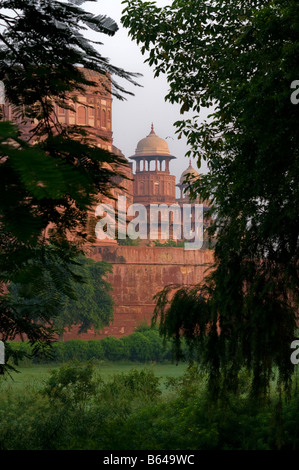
[0,0,140,365]
[9,256,114,341]
[52,257,114,339]
[122,0,299,397]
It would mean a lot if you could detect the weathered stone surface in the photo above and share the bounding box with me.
[64,246,214,340]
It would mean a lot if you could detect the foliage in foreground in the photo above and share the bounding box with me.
[122,0,299,398]
[0,0,139,363]
[0,362,299,450]
[7,326,177,364]
[9,257,114,341]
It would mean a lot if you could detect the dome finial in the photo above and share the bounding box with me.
[150,122,155,134]
[189,159,192,168]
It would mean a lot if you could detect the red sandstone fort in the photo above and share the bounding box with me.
[2,69,214,339]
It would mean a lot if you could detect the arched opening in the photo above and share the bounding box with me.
[102,109,107,127]
[78,106,86,125]
[154,182,159,195]
[139,181,145,195]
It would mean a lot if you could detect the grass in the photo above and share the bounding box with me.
[0,361,298,450]
[0,361,189,393]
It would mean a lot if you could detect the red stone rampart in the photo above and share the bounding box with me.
[63,246,214,340]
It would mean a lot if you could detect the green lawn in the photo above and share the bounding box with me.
[0,361,189,393]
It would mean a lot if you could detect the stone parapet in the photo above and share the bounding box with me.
[64,246,214,340]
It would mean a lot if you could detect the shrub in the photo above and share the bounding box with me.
[99,368,161,402]
[0,391,68,450]
[42,362,97,407]
[7,326,176,365]
[101,336,127,361]
[64,340,91,362]
[121,333,152,362]
[51,341,67,363]
[87,340,105,361]
[141,328,172,361]
[135,324,174,361]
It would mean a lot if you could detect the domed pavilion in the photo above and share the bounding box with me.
[176,160,200,202]
[129,124,176,206]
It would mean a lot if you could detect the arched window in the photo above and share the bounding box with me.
[154,182,159,195]
[78,106,86,125]
[139,182,145,194]
[102,109,106,127]
[107,108,111,129]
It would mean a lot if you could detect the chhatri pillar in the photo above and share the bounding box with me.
[129,124,176,206]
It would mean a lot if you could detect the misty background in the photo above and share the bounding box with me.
[84,0,210,184]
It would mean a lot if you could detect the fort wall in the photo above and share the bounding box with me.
[63,246,214,340]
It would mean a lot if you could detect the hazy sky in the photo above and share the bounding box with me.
[85,0,209,182]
